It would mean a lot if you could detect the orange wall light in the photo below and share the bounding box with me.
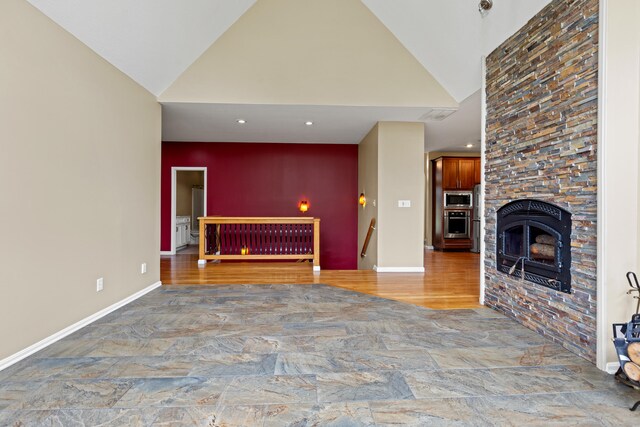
[359,193,366,207]
[299,200,309,213]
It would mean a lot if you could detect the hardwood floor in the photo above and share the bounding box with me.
[161,250,481,309]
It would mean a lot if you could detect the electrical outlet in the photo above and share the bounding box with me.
[96,277,104,292]
[141,263,147,274]
[398,200,411,208]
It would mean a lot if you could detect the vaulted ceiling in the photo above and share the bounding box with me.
[26,0,551,150]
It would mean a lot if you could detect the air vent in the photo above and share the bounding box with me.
[418,108,458,121]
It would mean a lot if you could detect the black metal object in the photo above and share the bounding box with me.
[613,289,640,411]
[496,199,572,293]
[614,367,640,411]
[628,272,640,314]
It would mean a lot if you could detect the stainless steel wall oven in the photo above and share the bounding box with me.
[444,210,470,239]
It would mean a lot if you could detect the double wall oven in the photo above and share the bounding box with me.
[443,191,472,239]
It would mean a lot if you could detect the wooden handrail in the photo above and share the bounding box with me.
[200,217,317,224]
[361,218,376,258]
[198,216,321,270]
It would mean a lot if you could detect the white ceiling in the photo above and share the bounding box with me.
[162,103,444,144]
[26,0,256,95]
[27,0,551,150]
[425,90,481,152]
[362,0,552,103]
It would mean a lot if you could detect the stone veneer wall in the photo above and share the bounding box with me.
[484,0,598,361]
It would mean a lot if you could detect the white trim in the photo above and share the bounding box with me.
[596,0,607,372]
[424,245,434,250]
[160,251,173,256]
[374,266,425,273]
[479,55,487,306]
[605,362,619,375]
[171,167,207,254]
[0,281,162,372]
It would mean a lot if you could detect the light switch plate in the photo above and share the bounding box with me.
[96,277,104,292]
[398,200,411,208]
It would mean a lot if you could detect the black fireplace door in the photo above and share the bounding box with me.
[502,220,562,266]
[496,199,571,293]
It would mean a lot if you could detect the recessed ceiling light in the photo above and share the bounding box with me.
[305,121,313,126]
[466,143,474,148]
[236,119,246,124]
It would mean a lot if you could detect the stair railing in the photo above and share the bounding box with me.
[361,218,376,258]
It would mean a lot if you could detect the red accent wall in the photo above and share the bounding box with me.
[161,142,358,269]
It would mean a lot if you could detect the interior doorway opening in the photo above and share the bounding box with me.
[171,167,207,254]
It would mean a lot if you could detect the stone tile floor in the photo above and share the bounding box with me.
[0,284,638,426]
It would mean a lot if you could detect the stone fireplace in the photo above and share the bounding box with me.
[496,199,572,294]
[484,0,598,362]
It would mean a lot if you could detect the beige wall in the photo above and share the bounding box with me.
[424,151,480,247]
[357,125,379,270]
[176,171,204,217]
[160,0,456,109]
[377,122,425,268]
[600,0,640,367]
[0,0,160,361]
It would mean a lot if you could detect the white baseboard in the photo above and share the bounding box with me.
[605,361,620,374]
[160,251,174,256]
[374,266,425,273]
[424,245,434,250]
[0,280,162,372]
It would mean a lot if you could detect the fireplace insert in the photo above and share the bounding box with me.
[496,199,572,293]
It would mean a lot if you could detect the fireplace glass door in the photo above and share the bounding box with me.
[501,221,560,268]
[528,224,559,267]
[503,223,524,259]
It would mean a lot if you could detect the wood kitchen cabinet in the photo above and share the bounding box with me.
[442,157,476,190]
[442,158,459,189]
[459,158,476,189]
[432,156,480,250]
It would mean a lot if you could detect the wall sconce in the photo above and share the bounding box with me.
[359,193,366,208]
[299,200,309,213]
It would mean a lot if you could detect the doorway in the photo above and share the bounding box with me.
[171,167,207,254]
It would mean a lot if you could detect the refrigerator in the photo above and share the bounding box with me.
[471,184,481,253]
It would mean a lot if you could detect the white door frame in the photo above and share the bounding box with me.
[596,0,607,373]
[170,167,207,255]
